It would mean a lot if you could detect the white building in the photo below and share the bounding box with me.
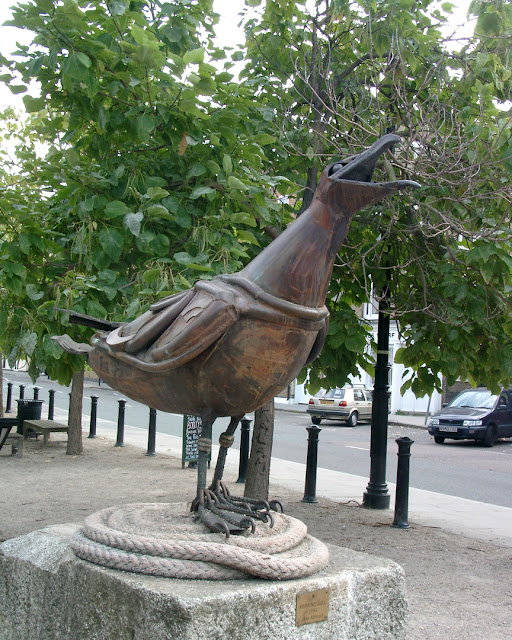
[281,302,443,416]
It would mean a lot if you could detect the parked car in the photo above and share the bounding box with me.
[307,386,372,426]
[428,387,512,447]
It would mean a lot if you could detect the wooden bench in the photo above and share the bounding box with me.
[23,419,69,447]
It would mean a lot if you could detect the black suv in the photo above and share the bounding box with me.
[428,387,512,447]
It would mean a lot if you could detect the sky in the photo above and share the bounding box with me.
[0,0,473,110]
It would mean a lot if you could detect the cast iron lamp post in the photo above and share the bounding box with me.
[363,285,391,509]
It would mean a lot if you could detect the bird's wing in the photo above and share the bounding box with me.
[51,334,93,355]
[56,309,121,331]
[99,285,240,372]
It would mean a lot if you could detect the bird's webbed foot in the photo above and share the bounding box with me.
[191,489,257,537]
[213,481,284,528]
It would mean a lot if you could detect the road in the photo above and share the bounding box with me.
[4,369,512,509]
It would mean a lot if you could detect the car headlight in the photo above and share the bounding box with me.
[462,419,483,427]
[430,418,439,426]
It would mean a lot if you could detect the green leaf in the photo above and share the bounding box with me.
[42,333,62,359]
[228,176,247,191]
[87,299,108,318]
[183,47,205,64]
[143,268,160,283]
[108,0,129,15]
[179,274,192,288]
[9,85,27,94]
[26,284,44,301]
[105,201,130,218]
[174,251,194,265]
[124,212,143,237]
[186,163,207,179]
[223,154,232,174]
[186,263,213,272]
[150,234,170,256]
[237,230,260,245]
[147,204,171,218]
[252,134,276,145]
[19,233,31,254]
[480,261,494,284]
[190,185,215,199]
[10,263,26,277]
[161,25,184,42]
[230,212,257,227]
[344,333,367,352]
[99,228,124,262]
[62,53,91,81]
[75,52,92,69]
[21,331,37,356]
[136,114,155,142]
[147,186,170,200]
[125,298,140,317]
[23,96,45,113]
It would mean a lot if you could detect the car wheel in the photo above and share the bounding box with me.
[434,436,445,444]
[482,424,496,447]
[346,411,358,427]
[311,417,321,425]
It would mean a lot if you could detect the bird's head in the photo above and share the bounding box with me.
[321,134,420,214]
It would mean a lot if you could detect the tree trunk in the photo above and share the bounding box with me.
[0,353,3,417]
[244,400,274,501]
[67,368,84,455]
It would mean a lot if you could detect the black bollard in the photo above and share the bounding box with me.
[19,384,25,400]
[236,417,252,483]
[115,399,126,447]
[392,437,414,529]
[146,408,157,456]
[6,382,13,413]
[48,389,55,420]
[33,386,40,400]
[88,395,98,439]
[302,423,321,503]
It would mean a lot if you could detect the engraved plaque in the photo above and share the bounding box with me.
[295,588,329,626]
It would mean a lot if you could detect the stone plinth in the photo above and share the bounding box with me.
[0,524,407,640]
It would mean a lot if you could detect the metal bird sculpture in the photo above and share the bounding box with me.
[54,134,419,535]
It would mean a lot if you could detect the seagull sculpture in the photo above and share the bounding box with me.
[54,134,419,535]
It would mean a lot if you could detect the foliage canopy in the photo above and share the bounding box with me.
[1,0,512,398]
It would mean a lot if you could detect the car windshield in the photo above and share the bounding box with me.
[449,390,497,409]
[324,389,345,400]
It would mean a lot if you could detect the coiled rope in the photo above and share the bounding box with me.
[71,503,329,581]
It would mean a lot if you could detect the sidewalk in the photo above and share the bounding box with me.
[94,407,512,549]
[3,372,509,547]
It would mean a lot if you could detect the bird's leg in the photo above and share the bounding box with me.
[203,414,282,527]
[194,409,216,506]
[209,415,243,491]
[191,411,257,537]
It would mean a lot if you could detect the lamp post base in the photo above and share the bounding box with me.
[362,488,390,510]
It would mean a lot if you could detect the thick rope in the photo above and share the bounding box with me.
[71,503,329,581]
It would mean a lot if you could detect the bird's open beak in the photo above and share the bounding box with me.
[325,134,420,214]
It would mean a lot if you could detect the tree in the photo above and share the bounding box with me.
[0,0,291,387]
[244,400,274,501]
[239,0,512,396]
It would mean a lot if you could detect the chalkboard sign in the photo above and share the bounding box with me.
[182,415,211,468]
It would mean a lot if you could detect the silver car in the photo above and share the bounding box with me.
[306,386,373,426]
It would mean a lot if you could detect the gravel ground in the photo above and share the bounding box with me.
[1,435,511,639]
